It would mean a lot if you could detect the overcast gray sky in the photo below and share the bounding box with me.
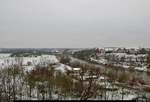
[0,0,150,48]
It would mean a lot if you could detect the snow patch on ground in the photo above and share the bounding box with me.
[54,63,72,73]
[134,66,147,71]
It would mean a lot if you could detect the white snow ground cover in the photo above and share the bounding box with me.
[54,63,72,73]
[0,54,59,69]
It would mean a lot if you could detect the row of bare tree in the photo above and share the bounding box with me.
[0,56,146,100]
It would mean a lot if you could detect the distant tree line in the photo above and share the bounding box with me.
[10,52,42,57]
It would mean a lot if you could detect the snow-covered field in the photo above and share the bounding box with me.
[0,53,11,58]
[0,53,59,70]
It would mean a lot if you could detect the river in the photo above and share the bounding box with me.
[69,56,150,84]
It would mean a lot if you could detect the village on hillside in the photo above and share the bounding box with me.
[73,47,150,72]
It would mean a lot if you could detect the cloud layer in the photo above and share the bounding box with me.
[0,0,150,48]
